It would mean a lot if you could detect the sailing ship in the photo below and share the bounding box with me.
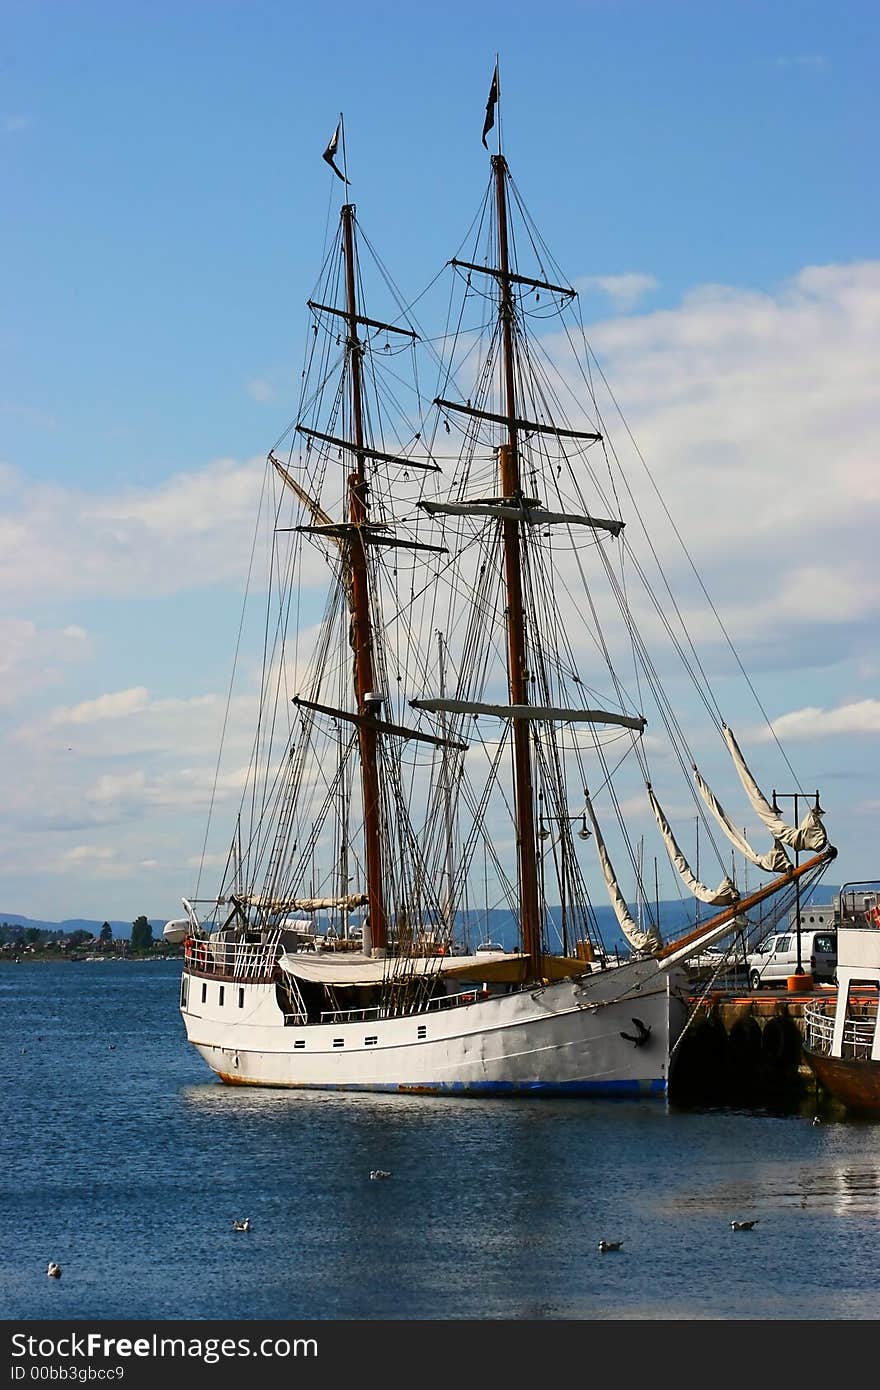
[169,81,836,1095]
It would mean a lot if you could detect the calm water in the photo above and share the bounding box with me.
[3,960,880,1321]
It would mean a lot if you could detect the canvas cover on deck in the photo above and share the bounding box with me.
[278,951,589,987]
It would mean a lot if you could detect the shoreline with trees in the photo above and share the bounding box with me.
[0,914,182,962]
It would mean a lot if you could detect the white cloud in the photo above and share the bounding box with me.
[48,687,151,727]
[0,618,92,708]
[246,378,275,402]
[62,845,114,864]
[86,770,147,803]
[2,115,30,133]
[0,454,330,601]
[754,700,880,743]
[566,261,880,659]
[52,843,140,881]
[576,273,658,310]
[187,852,227,870]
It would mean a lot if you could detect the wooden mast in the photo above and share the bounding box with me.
[492,153,542,981]
[341,202,386,956]
[437,631,457,941]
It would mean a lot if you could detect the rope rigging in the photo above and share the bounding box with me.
[190,152,827,971]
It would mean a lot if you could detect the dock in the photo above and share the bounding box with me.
[669,982,868,1108]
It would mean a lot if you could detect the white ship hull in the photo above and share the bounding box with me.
[181,957,689,1096]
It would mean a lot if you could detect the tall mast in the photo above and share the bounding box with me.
[437,630,457,939]
[341,202,386,957]
[492,153,542,981]
[338,723,349,942]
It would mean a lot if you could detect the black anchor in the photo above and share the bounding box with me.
[620,1017,651,1047]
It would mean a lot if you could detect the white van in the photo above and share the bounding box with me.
[747,926,837,989]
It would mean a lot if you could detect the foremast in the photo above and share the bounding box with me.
[341,202,386,957]
[492,154,541,982]
[279,176,457,962]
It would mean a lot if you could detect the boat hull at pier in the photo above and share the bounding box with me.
[802,902,880,1116]
[802,1048,880,1115]
[182,958,688,1096]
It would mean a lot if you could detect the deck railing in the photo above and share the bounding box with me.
[183,937,279,981]
[318,985,491,1025]
[803,1001,878,1060]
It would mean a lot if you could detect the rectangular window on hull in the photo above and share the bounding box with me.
[201,983,207,1004]
[219,986,225,1006]
[365,1036,378,1046]
[294,1039,305,1049]
[238,988,244,1009]
[417,1025,427,1040]
[180,976,188,1008]
[333,1038,344,1048]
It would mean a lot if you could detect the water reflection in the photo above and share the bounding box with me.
[179,1080,509,1122]
[820,1161,880,1217]
[658,1157,880,1219]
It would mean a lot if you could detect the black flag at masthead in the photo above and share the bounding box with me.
[323,121,349,183]
[481,63,499,148]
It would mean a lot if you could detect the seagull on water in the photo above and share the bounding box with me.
[730,1220,758,1231]
[597,1240,623,1252]
[46,1262,62,1279]
[232,1218,251,1232]
[370,1169,392,1180]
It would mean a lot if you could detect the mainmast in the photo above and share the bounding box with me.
[437,631,457,939]
[493,154,542,981]
[341,202,387,957]
[419,139,614,972]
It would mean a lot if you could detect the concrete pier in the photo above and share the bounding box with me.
[669,983,839,1107]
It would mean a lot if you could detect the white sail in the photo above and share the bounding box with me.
[693,766,791,873]
[585,795,662,953]
[722,725,827,852]
[647,786,739,906]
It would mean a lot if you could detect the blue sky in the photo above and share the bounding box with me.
[2,0,877,922]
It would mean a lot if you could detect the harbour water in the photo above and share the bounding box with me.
[3,961,880,1321]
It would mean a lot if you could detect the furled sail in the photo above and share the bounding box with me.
[584,795,662,954]
[692,766,791,873]
[646,785,739,906]
[722,725,827,852]
[238,893,368,911]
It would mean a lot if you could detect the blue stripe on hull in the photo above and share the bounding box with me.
[219,1074,668,1097]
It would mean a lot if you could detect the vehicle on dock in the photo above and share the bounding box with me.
[747,926,837,989]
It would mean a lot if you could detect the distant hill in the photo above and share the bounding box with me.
[1,884,839,949]
[448,883,840,954]
[0,913,167,939]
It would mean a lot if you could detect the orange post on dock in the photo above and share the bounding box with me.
[787,973,813,993]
